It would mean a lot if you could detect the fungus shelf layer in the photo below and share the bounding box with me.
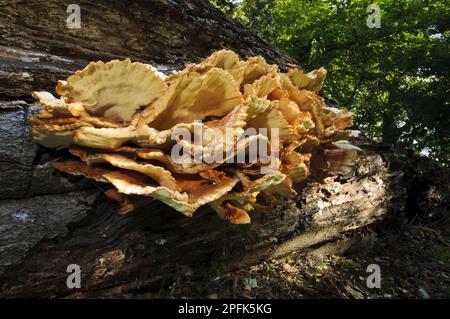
[30,50,360,224]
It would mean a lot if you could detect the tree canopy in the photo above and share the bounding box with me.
[211,0,449,164]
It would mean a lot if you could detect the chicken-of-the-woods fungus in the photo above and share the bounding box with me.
[29,50,361,224]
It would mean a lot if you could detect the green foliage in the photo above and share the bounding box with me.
[215,0,450,164]
[210,0,241,15]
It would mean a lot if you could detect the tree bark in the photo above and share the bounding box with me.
[0,0,447,298]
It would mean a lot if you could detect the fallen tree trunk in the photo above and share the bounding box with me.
[0,0,447,298]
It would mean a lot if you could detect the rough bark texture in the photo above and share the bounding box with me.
[0,0,447,298]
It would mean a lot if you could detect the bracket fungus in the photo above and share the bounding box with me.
[29,50,361,224]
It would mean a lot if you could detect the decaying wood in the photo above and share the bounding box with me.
[0,0,447,298]
[0,0,296,99]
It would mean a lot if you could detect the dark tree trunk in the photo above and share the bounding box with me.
[381,89,401,146]
[0,0,447,298]
[382,110,397,145]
